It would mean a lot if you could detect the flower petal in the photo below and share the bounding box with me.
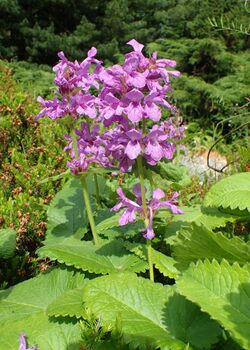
[88,47,97,57]
[116,188,140,209]
[111,201,123,212]
[160,200,183,214]
[126,103,143,123]
[152,188,165,200]
[143,208,155,240]
[127,39,144,52]
[133,183,142,198]
[126,89,144,102]
[144,140,163,162]
[125,140,141,160]
[127,73,146,89]
[119,208,137,225]
[144,103,161,121]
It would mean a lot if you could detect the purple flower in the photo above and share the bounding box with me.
[124,88,144,122]
[112,184,182,240]
[19,333,38,350]
[105,117,184,172]
[35,97,69,121]
[53,49,101,94]
[112,187,143,225]
[143,120,184,165]
[104,125,143,172]
[71,93,97,119]
[64,122,111,175]
[98,88,125,122]
[35,48,101,121]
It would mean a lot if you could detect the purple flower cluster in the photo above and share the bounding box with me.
[98,39,180,125]
[36,39,183,174]
[36,39,183,239]
[104,118,184,172]
[112,184,182,240]
[35,48,101,121]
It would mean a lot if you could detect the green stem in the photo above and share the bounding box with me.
[137,156,148,219]
[94,174,101,207]
[147,240,154,282]
[70,128,78,159]
[81,175,99,245]
[70,125,99,244]
[137,156,154,282]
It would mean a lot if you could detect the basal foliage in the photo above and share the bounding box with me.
[0,171,249,349]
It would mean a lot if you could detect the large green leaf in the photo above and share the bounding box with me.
[172,206,238,228]
[83,273,221,349]
[0,229,16,258]
[204,172,250,212]
[38,239,147,274]
[177,260,250,349]
[47,287,86,318]
[158,205,239,240]
[172,224,250,270]
[45,178,88,243]
[0,268,85,350]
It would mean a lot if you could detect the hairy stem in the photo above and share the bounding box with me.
[137,155,154,282]
[137,156,148,219]
[81,175,99,245]
[70,128,78,159]
[94,174,101,207]
[147,240,154,282]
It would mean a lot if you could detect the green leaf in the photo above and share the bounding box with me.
[154,162,188,183]
[96,212,120,233]
[177,260,250,349]
[83,273,221,349]
[204,172,250,212]
[173,206,238,228]
[0,268,85,350]
[39,169,70,184]
[96,221,144,240]
[45,178,88,243]
[0,229,16,258]
[87,167,119,175]
[151,249,179,279]
[38,239,147,274]
[124,242,179,279]
[124,242,147,260]
[150,162,192,190]
[47,287,86,318]
[157,205,239,246]
[172,224,250,270]
[158,205,238,233]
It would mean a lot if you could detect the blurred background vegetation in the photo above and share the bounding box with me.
[0,0,249,287]
[0,0,249,128]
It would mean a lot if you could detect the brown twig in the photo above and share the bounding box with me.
[207,120,250,173]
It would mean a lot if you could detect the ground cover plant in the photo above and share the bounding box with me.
[0,61,69,287]
[0,40,249,350]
